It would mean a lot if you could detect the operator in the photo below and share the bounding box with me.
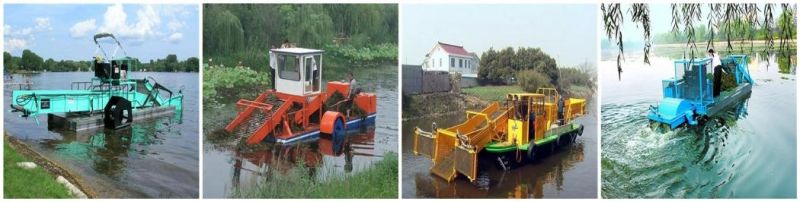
[345,72,362,117]
[708,48,726,97]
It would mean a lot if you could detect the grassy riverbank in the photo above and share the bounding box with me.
[4,140,73,198]
[235,152,398,198]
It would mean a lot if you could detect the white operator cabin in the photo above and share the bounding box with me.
[422,42,479,75]
[269,47,323,96]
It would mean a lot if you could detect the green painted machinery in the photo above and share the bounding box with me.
[9,33,183,129]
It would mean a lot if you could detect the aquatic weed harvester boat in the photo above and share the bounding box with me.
[224,47,377,145]
[413,88,586,182]
[648,55,753,129]
[10,33,184,130]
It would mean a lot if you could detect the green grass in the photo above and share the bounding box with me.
[462,85,524,102]
[235,152,398,198]
[4,141,74,198]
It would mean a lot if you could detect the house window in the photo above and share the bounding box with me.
[459,59,463,68]
[450,58,455,68]
[439,58,442,67]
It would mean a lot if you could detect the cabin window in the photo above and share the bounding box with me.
[277,54,300,81]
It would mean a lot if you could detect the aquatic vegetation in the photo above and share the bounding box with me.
[202,65,270,103]
[234,152,398,198]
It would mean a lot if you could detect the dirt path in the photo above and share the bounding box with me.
[5,133,97,198]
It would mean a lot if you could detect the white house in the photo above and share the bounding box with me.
[422,42,479,75]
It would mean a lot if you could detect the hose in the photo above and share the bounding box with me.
[16,94,34,106]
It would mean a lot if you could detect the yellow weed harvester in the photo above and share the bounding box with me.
[413,88,586,182]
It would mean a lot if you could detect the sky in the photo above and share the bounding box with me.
[4,4,199,61]
[402,4,597,67]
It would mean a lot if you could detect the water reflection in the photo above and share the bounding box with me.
[39,114,183,179]
[413,140,585,198]
[227,127,378,190]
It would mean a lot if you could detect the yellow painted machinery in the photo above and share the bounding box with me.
[413,88,587,182]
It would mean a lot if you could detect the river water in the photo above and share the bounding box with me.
[402,97,598,198]
[600,54,796,198]
[201,65,398,198]
[4,72,199,198]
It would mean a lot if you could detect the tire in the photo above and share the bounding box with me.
[104,96,132,129]
[331,117,345,153]
[526,143,536,162]
[553,136,563,147]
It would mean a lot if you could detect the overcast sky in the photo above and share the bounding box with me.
[4,4,199,61]
[402,4,598,67]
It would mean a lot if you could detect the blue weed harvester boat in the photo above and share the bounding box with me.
[648,55,754,129]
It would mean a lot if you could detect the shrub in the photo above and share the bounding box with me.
[517,69,552,92]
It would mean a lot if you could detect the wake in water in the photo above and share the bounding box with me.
[601,99,753,198]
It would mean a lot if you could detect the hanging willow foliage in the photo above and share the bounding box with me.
[601,3,625,80]
[602,3,797,79]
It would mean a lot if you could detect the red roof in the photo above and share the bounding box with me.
[438,42,471,57]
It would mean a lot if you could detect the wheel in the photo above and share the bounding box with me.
[331,117,345,153]
[104,96,132,129]
[553,136,563,147]
[526,143,537,162]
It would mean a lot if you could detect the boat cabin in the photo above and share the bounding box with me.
[270,48,324,96]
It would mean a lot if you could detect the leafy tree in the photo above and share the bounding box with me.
[21,49,43,71]
[165,54,179,72]
[517,69,552,92]
[3,51,13,72]
[203,4,398,70]
[204,6,245,54]
[279,5,334,48]
[184,57,200,72]
[478,47,558,86]
[44,58,56,71]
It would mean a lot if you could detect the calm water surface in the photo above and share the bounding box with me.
[4,72,199,198]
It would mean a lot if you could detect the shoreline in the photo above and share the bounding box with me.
[4,133,97,198]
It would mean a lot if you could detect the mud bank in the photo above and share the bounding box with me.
[402,93,489,120]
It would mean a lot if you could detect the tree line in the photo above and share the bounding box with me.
[4,50,199,73]
[653,12,796,44]
[203,4,398,70]
[477,47,595,93]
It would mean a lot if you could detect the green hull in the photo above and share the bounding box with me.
[484,122,583,154]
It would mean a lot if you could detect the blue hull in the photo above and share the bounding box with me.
[264,113,377,144]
